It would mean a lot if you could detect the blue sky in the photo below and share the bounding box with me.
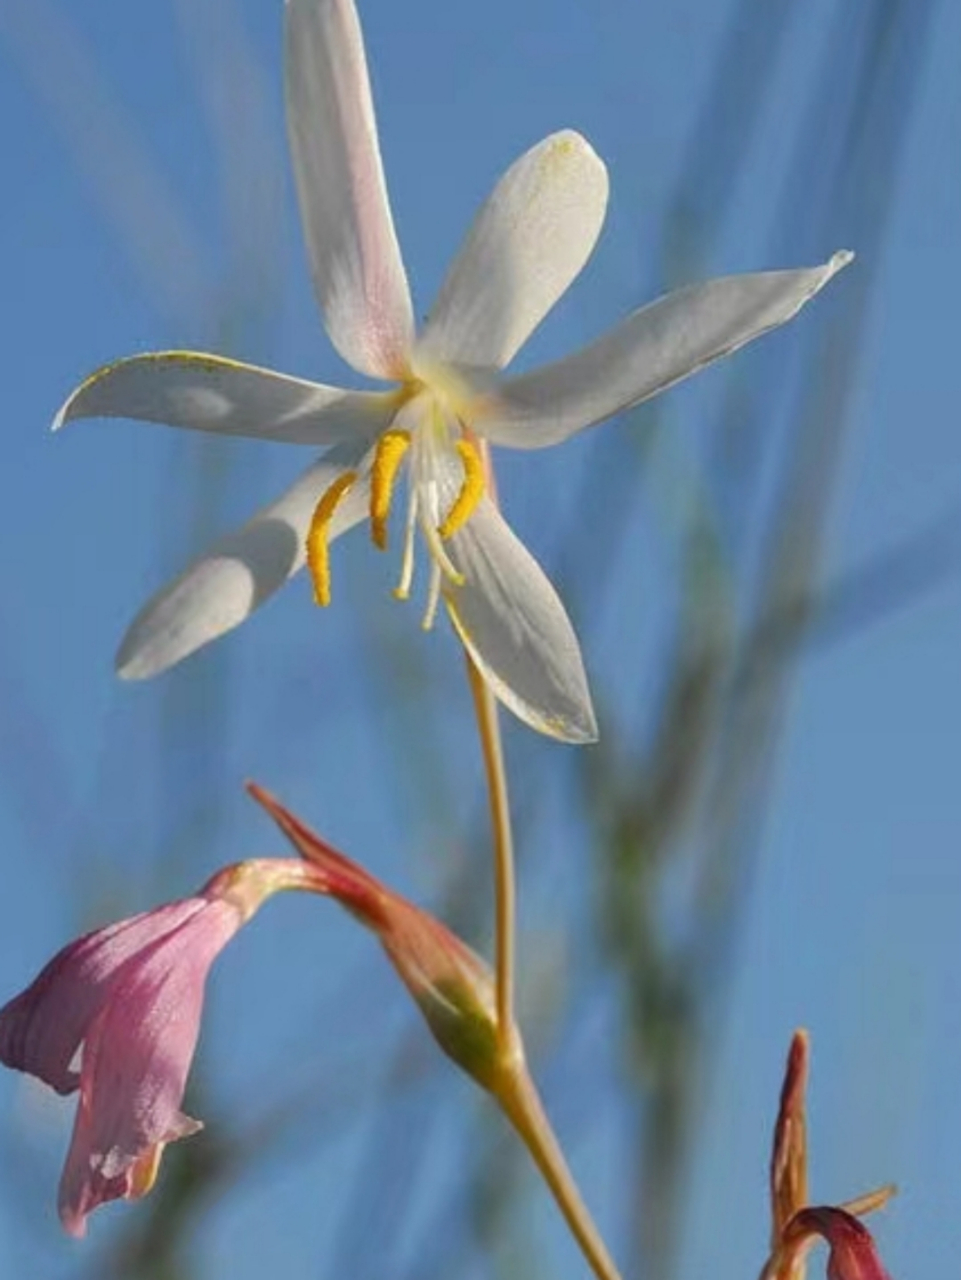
[0,0,958,1276]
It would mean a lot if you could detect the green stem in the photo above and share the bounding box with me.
[495,1059,624,1280]
[467,439,621,1280]
[466,652,516,1046]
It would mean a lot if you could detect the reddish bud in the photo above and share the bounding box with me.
[758,1032,895,1280]
[247,782,503,1090]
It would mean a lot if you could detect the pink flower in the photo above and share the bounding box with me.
[759,1031,895,1280]
[0,859,310,1236]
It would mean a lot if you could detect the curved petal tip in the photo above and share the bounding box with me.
[440,495,599,745]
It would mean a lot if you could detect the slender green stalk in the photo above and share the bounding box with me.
[466,652,516,1044]
[462,439,622,1280]
[465,437,517,1044]
[495,1058,624,1280]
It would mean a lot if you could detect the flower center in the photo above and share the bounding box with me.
[304,386,486,625]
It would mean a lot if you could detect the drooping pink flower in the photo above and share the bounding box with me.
[759,1032,895,1280]
[0,858,313,1236]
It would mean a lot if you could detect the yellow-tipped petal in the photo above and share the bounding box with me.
[418,130,609,369]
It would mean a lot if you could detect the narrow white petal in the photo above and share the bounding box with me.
[286,0,413,379]
[116,441,371,679]
[418,131,609,370]
[476,251,854,448]
[444,499,597,743]
[53,351,394,445]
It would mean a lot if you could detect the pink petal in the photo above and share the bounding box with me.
[56,899,241,1236]
[285,0,413,377]
[0,900,206,1094]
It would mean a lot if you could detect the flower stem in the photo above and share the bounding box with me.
[466,652,516,1045]
[466,439,620,1280]
[496,1060,623,1280]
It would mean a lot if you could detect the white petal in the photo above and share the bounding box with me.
[53,351,394,445]
[444,499,597,743]
[286,0,413,379]
[476,251,854,448]
[116,441,371,679]
[418,131,609,370]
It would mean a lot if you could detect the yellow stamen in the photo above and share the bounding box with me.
[306,471,358,606]
[128,1143,166,1199]
[438,438,485,539]
[369,429,411,550]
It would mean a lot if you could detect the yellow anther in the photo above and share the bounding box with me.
[369,429,411,550]
[306,470,358,606]
[129,1143,167,1198]
[438,438,485,539]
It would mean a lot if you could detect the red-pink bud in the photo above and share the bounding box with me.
[771,1030,810,1242]
[758,1033,895,1280]
[248,782,503,1089]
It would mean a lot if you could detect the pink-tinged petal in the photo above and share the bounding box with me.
[247,783,501,1088]
[2,860,311,1235]
[418,131,609,369]
[53,351,392,444]
[0,900,206,1095]
[771,1030,810,1242]
[286,0,413,378]
[784,1208,894,1280]
[56,899,242,1237]
[474,253,853,449]
[116,440,373,680]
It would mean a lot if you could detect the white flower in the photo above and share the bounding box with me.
[54,0,852,743]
